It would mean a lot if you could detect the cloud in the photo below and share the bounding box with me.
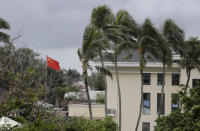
[0,0,200,71]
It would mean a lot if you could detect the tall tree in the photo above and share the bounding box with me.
[179,37,200,93]
[88,72,105,91]
[155,30,172,118]
[114,10,160,131]
[156,19,185,117]
[90,5,114,117]
[0,17,10,43]
[78,24,106,120]
[102,11,133,131]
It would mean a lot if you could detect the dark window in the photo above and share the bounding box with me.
[172,74,180,85]
[157,93,165,115]
[171,93,179,111]
[142,93,150,115]
[143,73,151,85]
[106,109,116,115]
[173,60,179,63]
[192,79,200,88]
[157,73,163,85]
[142,122,150,131]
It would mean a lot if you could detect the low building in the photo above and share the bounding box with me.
[68,104,105,119]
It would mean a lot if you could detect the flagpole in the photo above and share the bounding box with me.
[45,55,48,108]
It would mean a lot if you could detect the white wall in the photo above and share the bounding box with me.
[106,66,188,131]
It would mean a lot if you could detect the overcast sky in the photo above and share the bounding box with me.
[0,0,200,72]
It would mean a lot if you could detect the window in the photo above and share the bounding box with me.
[157,73,163,85]
[157,93,165,115]
[172,74,180,85]
[192,79,200,88]
[142,122,150,131]
[171,93,179,111]
[143,73,151,85]
[106,109,116,115]
[142,93,150,115]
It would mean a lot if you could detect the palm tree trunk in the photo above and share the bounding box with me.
[114,46,122,131]
[83,68,93,120]
[180,68,191,110]
[99,49,108,117]
[158,63,165,117]
[184,68,191,94]
[135,69,144,131]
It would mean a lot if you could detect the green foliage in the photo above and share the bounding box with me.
[88,72,105,91]
[53,85,79,107]
[96,94,105,104]
[3,116,118,131]
[13,115,65,131]
[155,85,200,131]
[65,117,118,131]
[0,17,10,43]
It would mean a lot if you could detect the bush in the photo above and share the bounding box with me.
[155,85,200,131]
[65,117,118,131]
[96,94,105,104]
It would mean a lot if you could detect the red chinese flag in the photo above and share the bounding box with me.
[46,56,60,71]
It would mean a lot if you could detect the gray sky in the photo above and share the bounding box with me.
[0,0,200,72]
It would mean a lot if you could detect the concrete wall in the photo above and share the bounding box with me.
[180,68,200,88]
[106,66,200,131]
[68,104,105,119]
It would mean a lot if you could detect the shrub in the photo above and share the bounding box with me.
[96,94,105,104]
[65,117,118,131]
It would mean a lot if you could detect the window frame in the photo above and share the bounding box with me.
[171,93,179,111]
[142,93,151,115]
[143,73,151,85]
[192,79,200,88]
[142,122,150,131]
[172,74,180,86]
[157,73,163,85]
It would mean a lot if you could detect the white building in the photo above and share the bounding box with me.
[100,52,200,131]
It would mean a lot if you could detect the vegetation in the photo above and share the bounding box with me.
[1,3,200,131]
[90,5,113,117]
[155,84,200,131]
[96,94,105,104]
[179,37,200,93]
[0,17,10,43]
[156,19,184,117]
[65,117,118,131]
[88,72,105,91]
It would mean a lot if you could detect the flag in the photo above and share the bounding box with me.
[46,56,60,71]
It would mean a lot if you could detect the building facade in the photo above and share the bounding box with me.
[104,59,200,131]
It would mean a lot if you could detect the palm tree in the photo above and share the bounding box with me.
[133,19,160,131]
[179,37,200,93]
[78,24,112,120]
[155,30,172,118]
[90,5,114,117]
[156,19,184,117]
[90,6,126,130]
[113,11,160,131]
[156,39,172,118]
[107,11,135,131]
[96,10,131,131]
[78,25,101,120]
[0,17,10,43]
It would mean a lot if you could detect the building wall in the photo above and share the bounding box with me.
[68,104,105,119]
[180,68,200,88]
[106,66,200,131]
